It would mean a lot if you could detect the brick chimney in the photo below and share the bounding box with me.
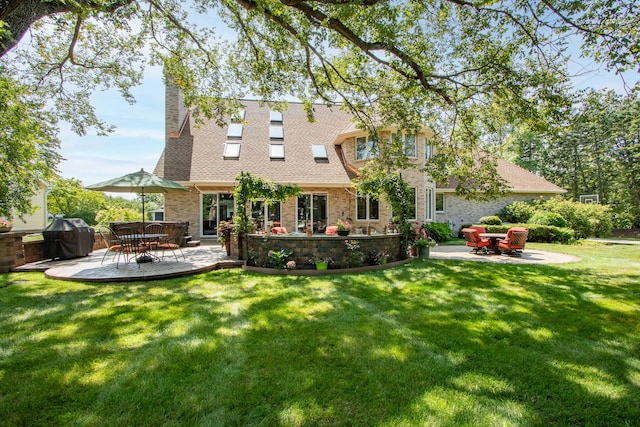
[165,75,189,139]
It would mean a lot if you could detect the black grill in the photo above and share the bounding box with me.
[43,218,95,260]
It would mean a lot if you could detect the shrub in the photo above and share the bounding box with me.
[482,223,574,243]
[529,211,568,228]
[501,201,536,223]
[479,216,502,225]
[422,222,453,242]
[542,197,612,238]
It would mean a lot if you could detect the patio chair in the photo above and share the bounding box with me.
[144,222,164,254]
[157,223,186,262]
[468,225,486,234]
[497,227,529,256]
[116,230,149,268]
[271,226,288,234]
[325,225,338,235]
[461,227,491,254]
[99,229,122,265]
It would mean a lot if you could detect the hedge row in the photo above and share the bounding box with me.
[462,223,574,244]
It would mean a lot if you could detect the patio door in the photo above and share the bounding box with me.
[297,194,328,234]
[251,200,282,233]
[201,193,234,237]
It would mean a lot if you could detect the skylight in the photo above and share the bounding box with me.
[227,123,243,138]
[312,144,328,160]
[270,144,285,159]
[231,109,245,123]
[270,111,283,122]
[223,142,241,159]
[270,125,284,140]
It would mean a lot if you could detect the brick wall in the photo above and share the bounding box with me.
[436,192,557,233]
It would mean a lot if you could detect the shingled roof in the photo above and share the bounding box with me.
[437,158,565,193]
[155,100,355,186]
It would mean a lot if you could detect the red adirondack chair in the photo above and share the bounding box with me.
[497,227,529,255]
[461,228,491,254]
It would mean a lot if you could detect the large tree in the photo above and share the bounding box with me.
[1,0,639,213]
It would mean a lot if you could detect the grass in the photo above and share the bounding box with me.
[1,242,639,426]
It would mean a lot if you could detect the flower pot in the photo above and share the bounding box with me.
[380,257,387,264]
[410,246,418,257]
[337,230,350,236]
[418,247,430,259]
[0,226,11,233]
[315,261,329,270]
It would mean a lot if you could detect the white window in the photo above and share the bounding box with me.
[435,193,445,213]
[270,111,283,122]
[270,144,285,159]
[425,188,434,221]
[270,125,284,140]
[227,123,243,138]
[312,144,328,160]
[356,193,380,221]
[408,187,417,220]
[391,133,417,158]
[355,136,378,160]
[223,142,241,159]
[425,143,434,160]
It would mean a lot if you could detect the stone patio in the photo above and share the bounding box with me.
[13,241,580,283]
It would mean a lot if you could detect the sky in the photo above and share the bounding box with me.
[56,42,638,194]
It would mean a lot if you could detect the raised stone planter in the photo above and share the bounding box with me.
[246,233,404,269]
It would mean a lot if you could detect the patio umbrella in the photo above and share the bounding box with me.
[85,168,188,229]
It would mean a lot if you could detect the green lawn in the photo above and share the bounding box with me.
[1,243,639,426]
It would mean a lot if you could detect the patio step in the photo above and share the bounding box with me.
[186,240,201,247]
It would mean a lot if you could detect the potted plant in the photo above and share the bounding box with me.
[308,256,333,270]
[0,218,12,233]
[336,219,352,236]
[413,237,436,258]
[217,221,234,255]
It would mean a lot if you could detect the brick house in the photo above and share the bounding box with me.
[155,82,564,240]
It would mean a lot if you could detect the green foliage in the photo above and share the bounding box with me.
[233,172,301,235]
[479,216,502,225]
[501,201,536,223]
[422,222,453,243]
[541,197,612,238]
[94,207,142,230]
[483,223,574,244]
[3,0,638,214]
[344,239,364,268]
[0,75,61,219]
[356,170,412,258]
[266,249,293,270]
[529,212,568,228]
[48,177,109,225]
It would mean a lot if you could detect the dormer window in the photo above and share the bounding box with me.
[223,142,241,159]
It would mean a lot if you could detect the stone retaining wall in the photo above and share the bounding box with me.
[247,233,403,269]
[0,232,26,273]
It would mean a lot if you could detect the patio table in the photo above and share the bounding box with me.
[480,233,507,253]
[119,233,168,264]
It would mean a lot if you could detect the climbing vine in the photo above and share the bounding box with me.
[355,172,413,259]
[232,171,302,240]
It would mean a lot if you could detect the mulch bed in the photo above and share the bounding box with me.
[611,228,640,238]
